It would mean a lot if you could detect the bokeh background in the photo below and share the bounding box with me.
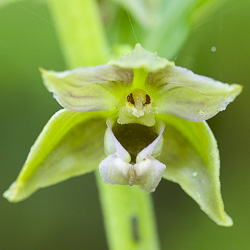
[0,1,249,249]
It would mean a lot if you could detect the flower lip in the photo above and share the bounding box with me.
[99,117,166,192]
[111,121,159,163]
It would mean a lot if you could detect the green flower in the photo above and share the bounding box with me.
[3,44,241,227]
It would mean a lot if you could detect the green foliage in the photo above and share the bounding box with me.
[107,0,225,59]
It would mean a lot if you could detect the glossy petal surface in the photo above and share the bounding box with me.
[159,114,233,226]
[4,110,107,202]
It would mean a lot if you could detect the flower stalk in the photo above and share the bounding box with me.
[48,0,160,249]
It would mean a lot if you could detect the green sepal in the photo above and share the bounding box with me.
[4,109,108,202]
[40,66,132,112]
[158,114,233,226]
[109,43,173,72]
[147,65,242,121]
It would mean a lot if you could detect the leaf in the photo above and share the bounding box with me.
[4,109,108,202]
[110,0,159,28]
[158,114,233,226]
[191,0,226,25]
[143,0,225,59]
[144,0,198,59]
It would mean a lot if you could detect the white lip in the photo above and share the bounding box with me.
[99,120,166,192]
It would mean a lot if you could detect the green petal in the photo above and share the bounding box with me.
[109,43,173,72]
[41,65,133,112]
[147,65,242,121]
[4,109,107,203]
[158,114,233,226]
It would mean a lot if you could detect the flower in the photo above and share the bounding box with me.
[3,44,241,226]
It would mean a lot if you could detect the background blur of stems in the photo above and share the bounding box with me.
[0,0,250,249]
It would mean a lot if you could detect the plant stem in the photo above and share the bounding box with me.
[48,1,160,249]
[49,0,109,68]
[96,174,160,250]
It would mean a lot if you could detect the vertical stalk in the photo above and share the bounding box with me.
[49,0,109,68]
[48,1,160,249]
[96,174,160,250]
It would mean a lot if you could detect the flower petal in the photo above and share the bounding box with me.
[99,119,166,192]
[134,158,166,193]
[147,65,242,121]
[99,119,132,185]
[135,126,166,193]
[99,155,132,185]
[109,43,173,72]
[158,114,233,226]
[41,65,133,112]
[3,109,107,202]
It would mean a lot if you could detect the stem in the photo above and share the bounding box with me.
[49,0,109,68]
[96,174,160,250]
[48,1,160,249]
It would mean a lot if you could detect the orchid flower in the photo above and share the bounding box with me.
[3,44,241,226]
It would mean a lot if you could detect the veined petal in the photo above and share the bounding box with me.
[158,114,233,226]
[109,43,173,72]
[41,65,133,112]
[147,65,242,121]
[4,110,107,203]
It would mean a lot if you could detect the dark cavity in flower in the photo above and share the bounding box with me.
[112,122,158,163]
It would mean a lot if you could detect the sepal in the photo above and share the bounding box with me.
[4,110,107,202]
[159,114,233,226]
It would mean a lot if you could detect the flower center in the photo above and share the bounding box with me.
[127,90,151,109]
[117,89,157,127]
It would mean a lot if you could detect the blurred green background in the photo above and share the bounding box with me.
[0,1,249,249]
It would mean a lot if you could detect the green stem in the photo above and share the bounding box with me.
[48,1,160,249]
[96,174,160,250]
[49,0,109,68]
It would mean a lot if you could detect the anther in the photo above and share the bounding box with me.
[127,93,135,105]
[143,94,151,106]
